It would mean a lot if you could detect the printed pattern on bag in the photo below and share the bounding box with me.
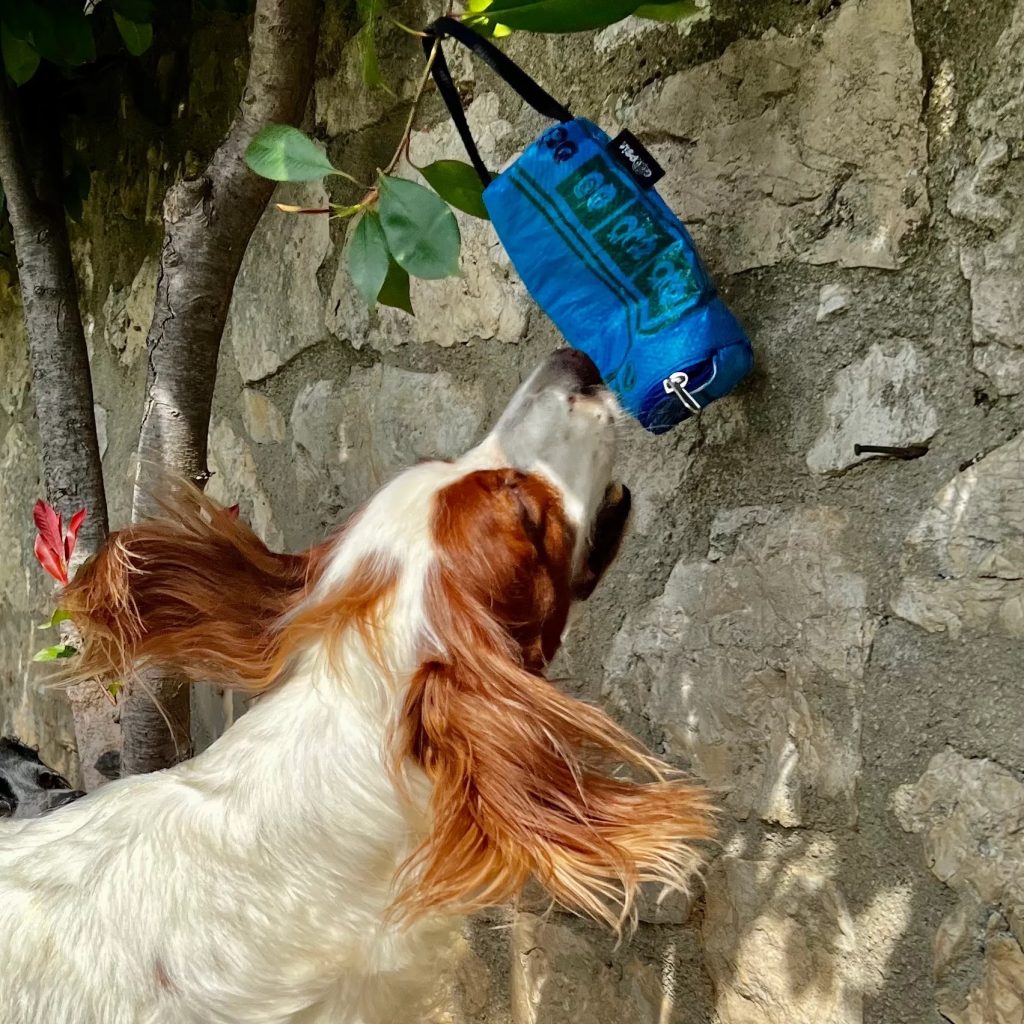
[552,154,702,333]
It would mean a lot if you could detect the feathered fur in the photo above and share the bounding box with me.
[0,358,712,1024]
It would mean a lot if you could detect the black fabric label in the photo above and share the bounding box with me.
[606,130,665,190]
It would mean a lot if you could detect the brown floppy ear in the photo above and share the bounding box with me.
[394,470,711,927]
[396,596,713,927]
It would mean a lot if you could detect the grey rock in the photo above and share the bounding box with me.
[948,4,1024,396]
[892,433,1024,639]
[816,283,852,323]
[895,750,1024,1023]
[604,506,874,827]
[704,847,863,1024]
[94,404,108,459]
[0,292,29,416]
[227,182,331,383]
[806,342,938,474]
[206,419,284,549]
[240,388,286,445]
[101,257,157,367]
[290,366,488,519]
[620,0,929,273]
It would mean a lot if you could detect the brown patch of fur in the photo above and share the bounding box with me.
[60,481,395,693]
[397,469,714,928]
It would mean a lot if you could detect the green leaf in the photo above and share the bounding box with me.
[1,24,40,84]
[32,642,78,662]
[377,258,413,314]
[634,0,700,21]
[419,160,490,220]
[113,13,152,56]
[468,0,638,33]
[347,211,390,307]
[110,0,154,20]
[465,0,512,36]
[244,125,339,182]
[377,175,461,280]
[51,5,95,67]
[38,608,72,630]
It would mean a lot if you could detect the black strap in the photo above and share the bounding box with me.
[423,16,572,185]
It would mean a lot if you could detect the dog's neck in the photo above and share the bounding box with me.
[175,645,430,920]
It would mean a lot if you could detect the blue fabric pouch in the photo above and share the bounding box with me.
[425,19,752,434]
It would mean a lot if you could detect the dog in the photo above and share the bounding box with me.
[0,350,712,1024]
[0,737,84,818]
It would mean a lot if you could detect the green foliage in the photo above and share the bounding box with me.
[633,0,700,21]
[465,0,698,32]
[468,0,638,34]
[347,211,390,307]
[378,174,460,280]
[32,641,77,662]
[244,0,706,315]
[377,257,413,314]
[1,24,40,84]
[113,12,152,56]
[38,607,71,629]
[0,0,156,85]
[418,160,489,220]
[244,125,341,182]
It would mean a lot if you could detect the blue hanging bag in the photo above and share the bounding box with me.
[424,18,753,434]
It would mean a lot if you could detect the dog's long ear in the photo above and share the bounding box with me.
[397,603,713,927]
[59,481,328,692]
[394,470,713,927]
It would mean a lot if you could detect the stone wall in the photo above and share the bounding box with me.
[1,0,1023,1020]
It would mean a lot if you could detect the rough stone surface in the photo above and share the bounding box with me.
[895,750,1024,1024]
[704,847,861,1024]
[892,433,1024,639]
[227,182,331,383]
[206,419,284,549]
[948,4,1024,396]
[604,506,874,828]
[94,404,109,459]
[894,750,1024,943]
[240,388,286,444]
[620,0,929,273]
[290,365,488,519]
[101,256,157,367]
[815,284,852,323]
[806,343,939,474]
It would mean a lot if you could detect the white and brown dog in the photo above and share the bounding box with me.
[0,350,712,1024]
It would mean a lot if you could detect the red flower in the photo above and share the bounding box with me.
[32,500,86,586]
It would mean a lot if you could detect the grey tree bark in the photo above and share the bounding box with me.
[0,72,119,792]
[122,0,323,776]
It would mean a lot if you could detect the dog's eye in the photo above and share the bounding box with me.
[37,772,69,792]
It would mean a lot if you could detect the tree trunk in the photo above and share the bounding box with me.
[122,0,322,775]
[0,73,118,793]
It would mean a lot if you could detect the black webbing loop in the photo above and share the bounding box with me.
[423,16,572,185]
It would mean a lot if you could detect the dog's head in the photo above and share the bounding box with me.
[61,350,712,927]
[0,737,84,818]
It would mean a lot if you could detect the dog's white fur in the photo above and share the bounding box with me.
[0,359,624,1024]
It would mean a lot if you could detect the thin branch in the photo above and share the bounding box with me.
[382,39,439,175]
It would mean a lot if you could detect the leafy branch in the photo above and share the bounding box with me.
[243,0,704,315]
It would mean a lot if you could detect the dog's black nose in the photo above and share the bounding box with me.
[536,348,604,394]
